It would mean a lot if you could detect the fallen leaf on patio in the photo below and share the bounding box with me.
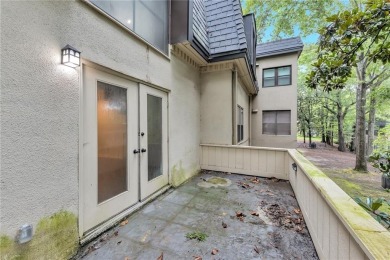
[193,256,202,260]
[293,208,301,214]
[114,231,119,236]
[211,248,219,255]
[271,177,280,182]
[236,211,246,217]
[124,257,130,260]
[237,181,252,189]
[295,226,303,232]
[250,177,260,184]
[157,252,163,260]
[117,241,122,245]
[250,211,259,216]
[120,220,129,226]
[254,245,260,254]
[222,221,227,228]
[201,178,206,181]
[99,233,109,242]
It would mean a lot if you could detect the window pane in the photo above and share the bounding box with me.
[278,66,290,76]
[278,75,291,85]
[263,78,275,87]
[135,0,168,53]
[147,95,163,181]
[91,1,134,30]
[263,111,276,123]
[262,111,276,135]
[277,111,291,123]
[277,123,291,135]
[276,111,291,135]
[97,82,128,203]
[91,0,168,54]
[263,123,276,135]
[263,69,275,78]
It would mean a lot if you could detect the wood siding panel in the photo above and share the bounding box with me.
[338,224,350,259]
[275,151,285,174]
[244,149,251,171]
[209,146,216,166]
[329,211,339,260]
[202,146,208,166]
[258,150,267,173]
[250,150,259,171]
[322,205,330,259]
[236,149,244,169]
[266,151,276,173]
[221,148,229,168]
[349,237,365,260]
[228,148,235,168]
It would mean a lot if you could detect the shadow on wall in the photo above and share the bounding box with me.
[0,211,79,259]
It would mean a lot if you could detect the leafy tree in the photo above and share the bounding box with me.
[243,0,343,41]
[307,0,390,172]
[320,87,356,152]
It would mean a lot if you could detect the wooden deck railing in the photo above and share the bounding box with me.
[199,144,390,260]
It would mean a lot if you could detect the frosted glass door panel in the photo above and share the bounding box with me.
[97,82,128,203]
[147,94,162,181]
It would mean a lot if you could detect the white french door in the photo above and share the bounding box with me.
[139,84,168,200]
[82,65,168,233]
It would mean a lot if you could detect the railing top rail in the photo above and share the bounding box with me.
[288,149,390,260]
[200,143,288,152]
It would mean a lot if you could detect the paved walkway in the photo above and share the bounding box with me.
[79,171,318,259]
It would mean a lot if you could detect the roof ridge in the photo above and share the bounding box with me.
[258,36,302,45]
[256,36,304,58]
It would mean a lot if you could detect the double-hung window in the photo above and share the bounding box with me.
[262,110,291,135]
[237,106,244,143]
[90,0,168,54]
[263,66,291,87]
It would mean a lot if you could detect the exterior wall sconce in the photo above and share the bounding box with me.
[292,163,298,173]
[16,224,33,244]
[61,45,80,68]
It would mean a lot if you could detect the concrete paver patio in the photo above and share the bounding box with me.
[79,171,318,259]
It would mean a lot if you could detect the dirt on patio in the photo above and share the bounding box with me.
[297,141,390,212]
[76,171,318,259]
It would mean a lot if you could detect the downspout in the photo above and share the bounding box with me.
[232,67,237,145]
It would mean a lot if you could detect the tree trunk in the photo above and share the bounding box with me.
[303,127,306,143]
[337,111,346,152]
[354,53,368,172]
[367,94,376,156]
[355,82,368,171]
[308,127,312,145]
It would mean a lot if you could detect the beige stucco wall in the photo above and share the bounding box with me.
[169,56,201,186]
[251,53,298,148]
[200,70,233,145]
[236,78,250,145]
[1,0,200,238]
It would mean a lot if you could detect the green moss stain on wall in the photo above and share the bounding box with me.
[171,161,200,187]
[0,211,78,260]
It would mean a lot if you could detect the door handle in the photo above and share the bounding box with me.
[141,148,147,153]
[133,149,140,154]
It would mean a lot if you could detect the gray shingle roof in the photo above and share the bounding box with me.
[256,37,303,58]
[193,0,209,51]
[192,0,247,56]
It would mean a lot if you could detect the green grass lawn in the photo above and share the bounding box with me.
[297,136,323,142]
